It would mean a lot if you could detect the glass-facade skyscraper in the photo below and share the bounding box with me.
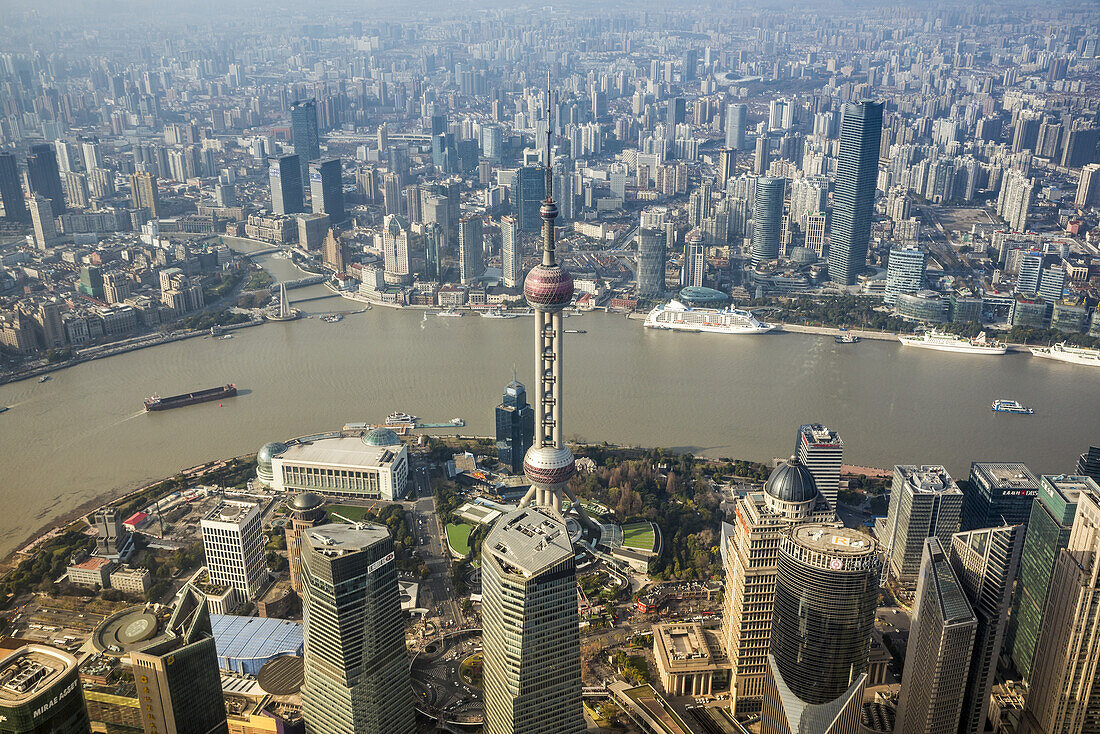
[828,101,883,285]
[0,153,28,222]
[884,246,927,306]
[301,523,415,734]
[309,158,344,222]
[482,507,584,734]
[1009,475,1093,682]
[513,165,545,232]
[751,177,784,266]
[291,98,320,180]
[762,524,879,732]
[269,154,304,214]
[26,143,66,215]
[894,538,977,734]
[961,462,1039,532]
[725,103,747,150]
[636,227,666,297]
[495,376,534,475]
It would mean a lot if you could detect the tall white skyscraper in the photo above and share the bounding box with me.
[501,215,522,288]
[200,500,266,603]
[382,214,411,284]
[795,424,844,510]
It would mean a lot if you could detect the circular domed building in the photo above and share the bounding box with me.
[256,442,288,487]
[762,456,819,520]
[363,427,402,447]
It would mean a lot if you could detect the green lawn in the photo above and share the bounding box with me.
[622,522,656,552]
[446,522,474,556]
[328,504,373,523]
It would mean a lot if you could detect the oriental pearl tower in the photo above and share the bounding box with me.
[517,85,593,527]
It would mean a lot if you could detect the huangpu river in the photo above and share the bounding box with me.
[1,245,1097,556]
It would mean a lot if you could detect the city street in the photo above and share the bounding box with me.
[411,458,463,630]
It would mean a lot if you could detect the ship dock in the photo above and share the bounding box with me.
[342,419,465,434]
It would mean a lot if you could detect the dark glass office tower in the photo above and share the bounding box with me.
[828,101,883,285]
[0,153,28,222]
[290,98,320,179]
[301,523,415,734]
[949,525,1024,734]
[495,376,534,475]
[962,462,1040,531]
[269,154,303,214]
[309,158,344,222]
[751,177,784,266]
[636,227,666,297]
[763,524,879,732]
[667,96,686,129]
[26,143,66,214]
[1009,475,1093,681]
[1078,446,1100,483]
[130,586,229,734]
[894,538,977,734]
[513,165,545,232]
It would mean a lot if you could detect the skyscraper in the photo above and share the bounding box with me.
[829,101,883,285]
[725,103,747,150]
[636,227,666,298]
[28,195,57,249]
[269,154,304,214]
[0,645,91,734]
[884,246,927,306]
[894,538,977,734]
[285,491,325,596]
[200,500,267,605]
[382,214,411,284]
[961,462,1039,531]
[501,215,522,288]
[300,523,415,734]
[424,222,443,281]
[682,229,706,287]
[129,171,161,218]
[950,525,1024,734]
[458,216,485,285]
[495,375,535,476]
[0,152,28,222]
[290,98,320,180]
[1023,483,1100,732]
[717,148,736,185]
[762,524,879,733]
[881,465,964,582]
[1009,474,1093,683]
[130,586,229,734]
[795,424,844,511]
[482,507,584,734]
[26,143,66,214]
[751,177,784,266]
[309,158,344,222]
[513,165,545,232]
[1078,446,1100,483]
[723,458,836,713]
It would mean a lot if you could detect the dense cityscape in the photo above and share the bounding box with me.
[0,1,1099,733]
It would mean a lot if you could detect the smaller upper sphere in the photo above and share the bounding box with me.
[540,200,559,220]
[257,442,288,470]
[524,265,574,311]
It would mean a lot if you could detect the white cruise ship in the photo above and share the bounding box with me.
[644,300,775,335]
[897,329,1007,355]
[1029,342,1100,367]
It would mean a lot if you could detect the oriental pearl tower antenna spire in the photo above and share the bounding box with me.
[517,79,596,531]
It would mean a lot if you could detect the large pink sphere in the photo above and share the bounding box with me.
[524,265,574,311]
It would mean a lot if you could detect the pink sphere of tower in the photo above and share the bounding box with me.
[524,265,574,312]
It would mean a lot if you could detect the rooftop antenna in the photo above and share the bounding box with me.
[544,70,553,199]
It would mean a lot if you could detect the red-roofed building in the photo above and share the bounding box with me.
[122,511,149,531]
[66,556,115,588]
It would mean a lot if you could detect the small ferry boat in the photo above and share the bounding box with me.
[565,329,587,334]
[38,375,50,383]
[221,334,234,340]
[437,308,464,318]
[450,418,464,426]
[0,406,8,414]
[1029,342,1100,367]
[991,399,1034,415]
[480,309,517,319]
[321,314,343,323]
[387,412,417,424]
[835,332,860,344]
